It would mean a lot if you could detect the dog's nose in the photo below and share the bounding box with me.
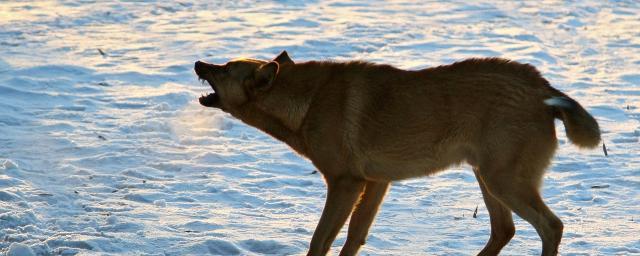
[194,60,209,75]
[195,60,205,70]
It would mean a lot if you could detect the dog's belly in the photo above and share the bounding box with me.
[360,150,468,181]
[362,161,436,181]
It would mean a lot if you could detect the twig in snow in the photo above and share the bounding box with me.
[98,48,106,57]
[602,143,608,157]
[473,205,478,218]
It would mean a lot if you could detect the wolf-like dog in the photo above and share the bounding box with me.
[194,51,600,256]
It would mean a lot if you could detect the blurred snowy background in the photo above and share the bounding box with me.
[0,1,638,255]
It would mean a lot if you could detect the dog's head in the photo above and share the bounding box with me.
[194,51,294,111]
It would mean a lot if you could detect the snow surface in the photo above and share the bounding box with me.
[0,1,639,255]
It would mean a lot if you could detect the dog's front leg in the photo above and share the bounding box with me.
[308,176,366,256]
[340,181,390,256]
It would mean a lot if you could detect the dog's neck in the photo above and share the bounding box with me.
[231,63,325,155]
[262,65,323,126]
[231,103,305,153]
[232,61,380,155]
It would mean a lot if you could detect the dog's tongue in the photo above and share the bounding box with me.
[199,93,219,107]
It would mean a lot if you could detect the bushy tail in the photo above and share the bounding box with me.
[544,97,601,148]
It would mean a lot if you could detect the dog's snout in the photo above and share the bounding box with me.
[194,60,205,71]
[194,60,212,76]
[195,60,222,76]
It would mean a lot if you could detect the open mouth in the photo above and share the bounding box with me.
[194,61,221,108]
[198,78,220,108]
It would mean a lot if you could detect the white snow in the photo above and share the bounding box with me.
[1,1,638,255]
[6,243,35,256]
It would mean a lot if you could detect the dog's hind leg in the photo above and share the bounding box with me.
[308,176,366,256]
[340,181,390,256]
[473,168,515,256]
[477,163,563,256]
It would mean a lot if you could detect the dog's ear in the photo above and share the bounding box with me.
[254,61,279,91]
[273,50,294,65]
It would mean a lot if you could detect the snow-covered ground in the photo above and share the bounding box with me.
[0,1,638,255]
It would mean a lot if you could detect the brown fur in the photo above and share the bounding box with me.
[194,51,600,256]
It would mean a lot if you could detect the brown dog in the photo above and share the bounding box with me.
[194,51,600,256]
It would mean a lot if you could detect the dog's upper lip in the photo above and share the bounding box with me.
[194,60,208,77]
[194,60,218,92]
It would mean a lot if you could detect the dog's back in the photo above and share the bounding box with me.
[296,58,598,182]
